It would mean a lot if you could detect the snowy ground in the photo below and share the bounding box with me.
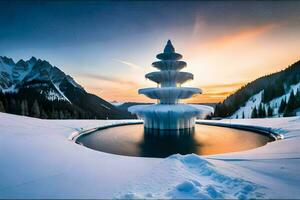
[0,112,300,199]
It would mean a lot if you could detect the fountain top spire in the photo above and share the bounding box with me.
[163,40,175,53]
[157,40,182,60]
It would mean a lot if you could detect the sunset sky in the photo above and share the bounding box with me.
[1,1,300,103]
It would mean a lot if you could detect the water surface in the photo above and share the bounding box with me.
[77,124,273,158]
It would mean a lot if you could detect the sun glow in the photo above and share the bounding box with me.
[76,15,300,104]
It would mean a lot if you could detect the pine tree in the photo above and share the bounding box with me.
[262,104,266,118]
[258,104,262,118]
[10,99,17,114]
[284,91,296,116]
[267,106,273,117]
[295,89,300,109]
[0,100,5,112]
[279,98,286,113]
[51,110,59,119]
[59,111,64,119]
[257,103,266,118]
[242,111,245,119]
[40,109,48,119]
[31,100,40,118]
[251,106,258,118]
[21,100,29,116]
[64,111,71,119]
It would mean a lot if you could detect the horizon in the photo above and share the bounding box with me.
[1,1,300,103]
[3,55,299,105]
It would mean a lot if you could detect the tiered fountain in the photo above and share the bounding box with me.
[77,41,274,157]
[129,40,211,130]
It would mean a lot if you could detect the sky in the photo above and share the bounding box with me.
[1,0,300,103]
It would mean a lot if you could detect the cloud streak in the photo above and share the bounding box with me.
[114,59,144,72]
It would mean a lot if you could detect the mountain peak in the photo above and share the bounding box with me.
[0,56,15,65]
[29,56,37,63]
[16,59,26,65]
[0,55,85,95]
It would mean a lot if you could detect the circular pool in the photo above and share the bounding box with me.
[76,124,274,158]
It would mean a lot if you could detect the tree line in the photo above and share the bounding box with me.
[234,89,300,119]
[0,88,103,119]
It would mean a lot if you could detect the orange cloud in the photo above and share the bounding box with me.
[201,82,245,93]
[205,23,280,49]
[185,82,245,103]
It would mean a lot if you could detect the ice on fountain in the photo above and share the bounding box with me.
[139,87,202,104]
[129,104,213,129]
[128,40,213,130]
[152,60,187,71]
[146,71,193,86]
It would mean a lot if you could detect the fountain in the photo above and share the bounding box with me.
[76,41,275,157]
[128,40,213,130]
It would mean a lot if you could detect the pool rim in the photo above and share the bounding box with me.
[73,121,283,144]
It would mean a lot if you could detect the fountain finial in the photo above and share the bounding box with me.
[164,40,175,53]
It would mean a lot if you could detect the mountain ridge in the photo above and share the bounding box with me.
[214,60,300,118]
[0,56,133,119]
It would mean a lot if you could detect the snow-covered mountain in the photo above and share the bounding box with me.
[230,82,300,118]
[0,56,82,101]
[0,56,132,119]
[214,60,300,119]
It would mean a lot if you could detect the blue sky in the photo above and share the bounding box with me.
[1,1,300,102]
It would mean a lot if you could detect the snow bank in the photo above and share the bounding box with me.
[1,112,300,199]
[119,154,266,199]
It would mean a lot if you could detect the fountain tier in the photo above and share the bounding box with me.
[145,71,193,86]
[139,87,201,104]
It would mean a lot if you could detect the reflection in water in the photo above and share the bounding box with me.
[77,124,273,158]
[140,128,198,157]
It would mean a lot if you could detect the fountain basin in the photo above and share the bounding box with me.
[76,123,275,158]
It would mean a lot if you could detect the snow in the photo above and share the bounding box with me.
[45,88,66,101]
[52,81,71,103]
[66,75,84,90]
[119,153,266,199]
[0,56,83,103]
[110,101,125,107]
[231,91,263,119]
[0,112,300,199]
[100,103,111,110]
[268,82,300,116]
[1,86,18,93]
[231,81,300,119]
